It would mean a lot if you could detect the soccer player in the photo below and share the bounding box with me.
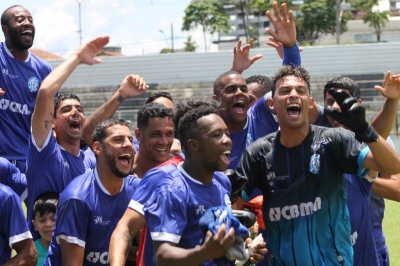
[245,75,273,106]
[323,76,400,266]
[0,5,52,172]
[215,2,301,170]
[0,183,37,265]
[110,104,267,265]
[236,65,400,265]
[26,36,149,240]
[45,119,140,265]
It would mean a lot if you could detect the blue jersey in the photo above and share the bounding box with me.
[345,174,378,266]
[45,169,140,266]
[228,95,278,170]
[0,183,32,264]
[130,162,231,266]
[0,157,27,201]
[0,42,52,161]
[26,130,89,240]
[238,125,370,266]
[84,148,97,170]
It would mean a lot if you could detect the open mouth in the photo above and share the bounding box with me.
[69,120,81,132]
[287,103,301,116]
[222,150,231,164]
[118,153,132,166]
[21,29,33,42]
[233,100,245,114]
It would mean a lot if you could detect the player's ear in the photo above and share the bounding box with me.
[92,141,102,156]
[134,128,142,141]
[31,220,37,230]
[309,97,315,109]
[187,138,199,152]
[268,97,275,111]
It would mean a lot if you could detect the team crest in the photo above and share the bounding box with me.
[28,77,39,93]
[224,194,231,207]
[309,154,320,174]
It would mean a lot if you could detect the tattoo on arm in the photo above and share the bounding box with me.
[44,120,52,129]
[117,94,125,103]
[123,230,133,257]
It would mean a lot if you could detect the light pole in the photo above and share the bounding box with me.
[336,1,351,45]
[158,29,169,49]
[75,0,85,46]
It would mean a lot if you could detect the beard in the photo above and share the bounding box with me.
[8,24,35,50]
[104,151,133,178]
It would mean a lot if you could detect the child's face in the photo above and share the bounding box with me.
[32,211,55,242]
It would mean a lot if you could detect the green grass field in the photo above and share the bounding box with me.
[383,199,400,264]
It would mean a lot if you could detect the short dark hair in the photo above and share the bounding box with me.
[92,119,130,143]
[145,91,173,104]
[178,105,219,153]
[54,92,81,117]
[213,70,241,96]
[33,191,59,217]
[272,65,310,97]
[137,103,173,131]
[323,76,361,100]
[245,75,273,95]
[1,5,22,26]
[172,99,219,139]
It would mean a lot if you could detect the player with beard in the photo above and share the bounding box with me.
[26,36,148,241]
[0,5,52,173]
[45,119,140,265]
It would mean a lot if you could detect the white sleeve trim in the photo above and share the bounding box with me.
[19,188,28,202]
[128,200,144,215]
[56,234,86,248]
[9,231,32,247]
[31,129,53,152]
[150,232,181,243]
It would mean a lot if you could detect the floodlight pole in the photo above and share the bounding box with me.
[75,0,85,46]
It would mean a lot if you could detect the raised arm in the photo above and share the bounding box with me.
[109,208,146,266]
[83,75,149,148]
[31,36,110,148]
[325,89,400,174]
[370,71,400,139]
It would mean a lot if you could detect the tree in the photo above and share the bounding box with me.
[182,0,231,52]
[160,48,172,54]
[184,36,198,52]
[295,0,349,45]
[352,0,390,42]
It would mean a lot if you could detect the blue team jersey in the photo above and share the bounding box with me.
[228,95,279,170]
[45,169,140,266]
[238,125,370,266]
[0,42,52,161]
[130,162,231,266]
[0,157,27,201]
[345,174,378,266]
[26,130,89,240]
[0,183,32,264]
[84,148,97,170]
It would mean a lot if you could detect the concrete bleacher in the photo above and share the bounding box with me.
[61,72,396,131]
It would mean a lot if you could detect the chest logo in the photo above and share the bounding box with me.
[309,154,320,174]
[28,77,39,93]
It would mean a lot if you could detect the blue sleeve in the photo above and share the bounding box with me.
[54,199,90,247]
[282,42,301,66]
[0,188,31,246]
[144,187,188,244]
[0,158,27,198]
[248,96,279,141]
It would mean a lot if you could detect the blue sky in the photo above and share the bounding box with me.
[0,0,217,57]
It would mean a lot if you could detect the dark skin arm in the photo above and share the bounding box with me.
[3,239,37,266]
[60,240,84,266]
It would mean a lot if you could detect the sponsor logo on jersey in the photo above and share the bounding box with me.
[269,197,322,221]
[0,99,31,115]
[93,216,110,225]
[2,68,18,78]
[86,251,109,264]
[28,77,39,93]
[195,205,205,215]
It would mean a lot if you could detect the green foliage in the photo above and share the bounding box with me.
[296,0,349,45]
[184,36,198,52]
[352,0,390,42]
[160,48,172,54]
[182,0,231,51]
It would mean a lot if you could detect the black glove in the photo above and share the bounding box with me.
[324,89,379,143]
[224,169,248,204]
